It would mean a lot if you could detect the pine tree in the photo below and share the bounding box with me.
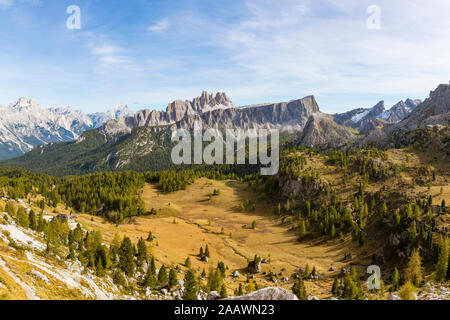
[435,236,448,282]
[96,257,105,277]
[118,236,135,277]
[292,277,307,300]
[183,270,198,300]
[205,245,210,258]
[144,261,157,288]
[16,207,29,228]
[298,220,306,240]
[390,267,400,292]
[303,264,310,278]
[137,237,147,267]
[146,231,153,241]
[405,249,423,287]
[199,246,204,257]
[158,264,168,286]
[169,268,177,287]
[185,256,191,268]
[28,210,37,231]
[220,283,228,298]
[237,283,243,296]
[331,278,339,296]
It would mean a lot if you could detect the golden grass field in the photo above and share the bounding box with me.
[1,147,448,299]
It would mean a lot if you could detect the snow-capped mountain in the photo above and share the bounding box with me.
[0,98,134,160]
[88,104,134,128]
[333,99,421,132]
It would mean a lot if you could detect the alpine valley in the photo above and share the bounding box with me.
[0,83,448,301]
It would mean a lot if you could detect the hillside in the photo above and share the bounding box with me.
[0,145,448,300]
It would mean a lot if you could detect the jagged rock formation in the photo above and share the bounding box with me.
[100,93,321,138]
[334,99,421,132]
[223,287,299,300]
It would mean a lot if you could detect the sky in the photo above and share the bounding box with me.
[0,0,449,114]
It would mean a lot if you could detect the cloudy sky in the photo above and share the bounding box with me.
[0,0,449,113]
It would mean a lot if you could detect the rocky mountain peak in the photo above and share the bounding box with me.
[9,97,41,110]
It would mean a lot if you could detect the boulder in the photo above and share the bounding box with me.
[223,287,298,300]
[248,260,261,274]
[207,291,221,300]
[233,271,240,278]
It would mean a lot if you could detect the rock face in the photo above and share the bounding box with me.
[100,92,321,137]
[224,287,298,300]
[297,113,355,149]
[393,83,450,131]
[0,98,133,160]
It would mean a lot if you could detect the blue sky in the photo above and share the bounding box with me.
[0,0,449,114]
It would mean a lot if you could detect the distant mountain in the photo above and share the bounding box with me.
[333,99,421,132]
[3,83,448,176]
[0,92,326,175]
[0,98,133,160]
[361,82,450,148]
[88,104,134,128]
[297,113,355,149]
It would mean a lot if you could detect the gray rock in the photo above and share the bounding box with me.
[207,291,221,300]
[223,287,298,300]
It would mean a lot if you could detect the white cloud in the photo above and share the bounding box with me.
[148,18,169,33]
[91,45,123,56]
[192,0,450,108]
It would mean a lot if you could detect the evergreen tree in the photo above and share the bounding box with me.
[144,261,157,288]
[158,264,168,286]
[16,207,29,228]
[220,283,228,298]
[169,268,177,287]
[405,249,423,287]
[292,277,307,300]
[28,210,37,231]
[118,236,135,277]
[183,270,198,300]
[137,237,148,267]
[331,278,339,296]
[96,257,105,277]
[237,283,243,296]
[205,245,210,258]
[435,236,448,282]
[390,267,400,292]
[185,256,191,268]
[298,220,306,240]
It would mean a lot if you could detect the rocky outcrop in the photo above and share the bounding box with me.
[223,287,299,300]
[297,113,355,149]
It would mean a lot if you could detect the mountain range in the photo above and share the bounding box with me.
[0,98,133,160]
[1,82,449,175]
